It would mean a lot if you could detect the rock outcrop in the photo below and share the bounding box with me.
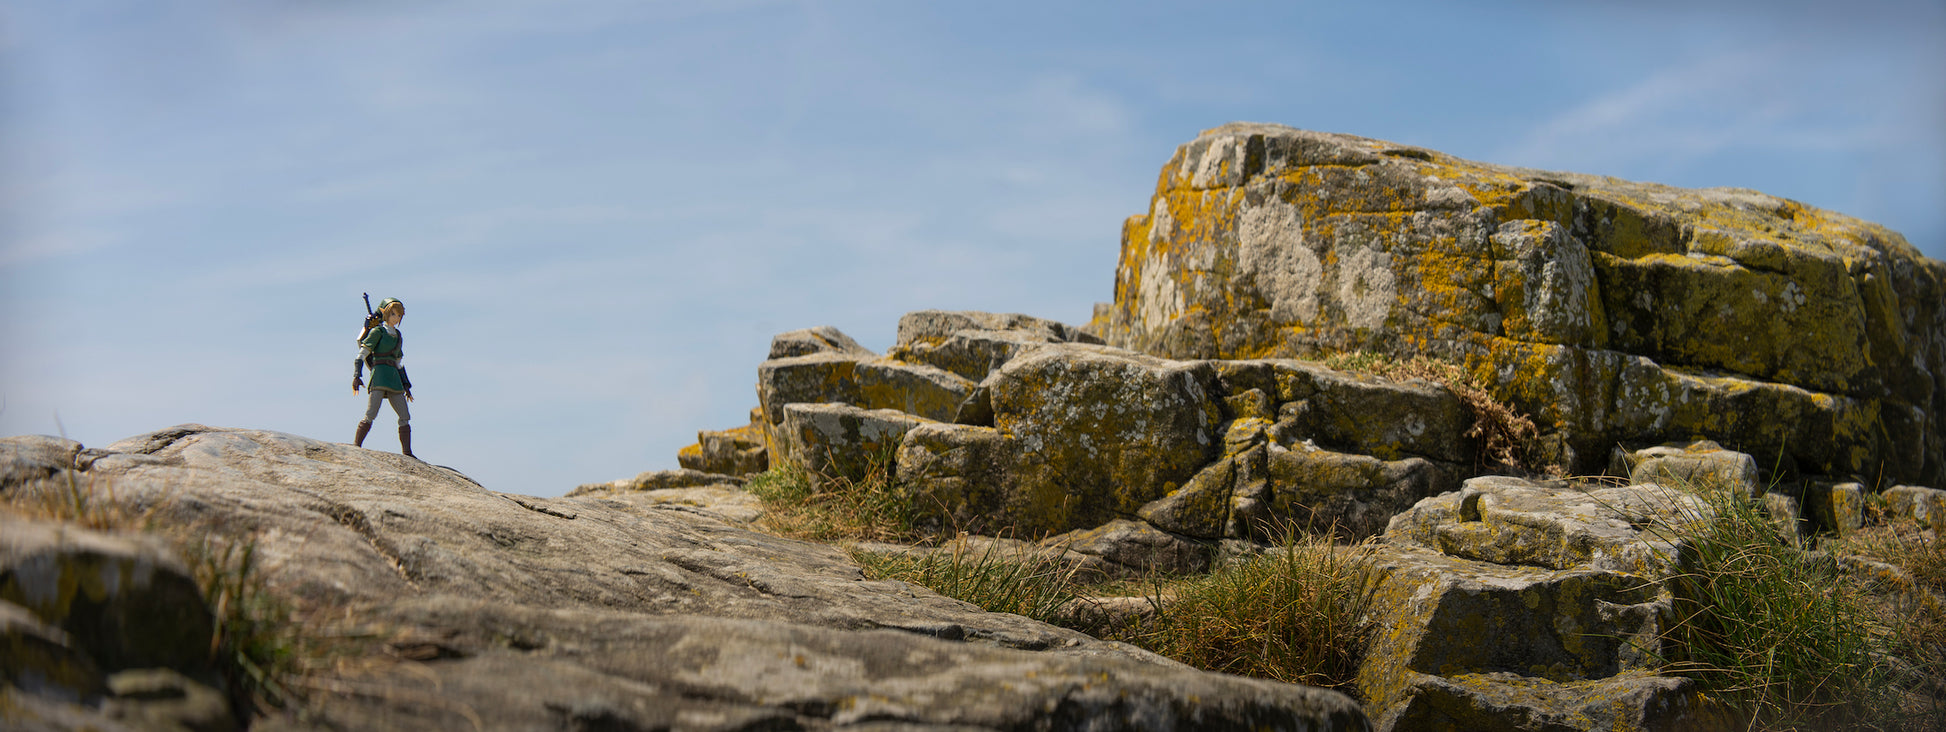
[739,316,1474,539]
[1089,122,1946,487]
[0,426,1367,730]
[1360,475,1732,731]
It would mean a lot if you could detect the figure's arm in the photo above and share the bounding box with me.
[400,367,413,400]
[353,358,364,394]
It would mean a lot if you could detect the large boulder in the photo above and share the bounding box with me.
[985,345,1224,535]
[895,422,1015,534]
[1091,122,1946,487]
[1,426,1369,730]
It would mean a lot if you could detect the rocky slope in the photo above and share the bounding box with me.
[1,426,1364,731]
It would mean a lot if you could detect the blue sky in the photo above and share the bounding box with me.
[4,0,1941,497]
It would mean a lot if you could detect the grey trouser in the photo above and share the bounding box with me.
[363,388,411,426]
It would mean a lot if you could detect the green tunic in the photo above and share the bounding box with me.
[360,325,406,392]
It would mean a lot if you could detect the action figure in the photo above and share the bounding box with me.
[353,296,415,457]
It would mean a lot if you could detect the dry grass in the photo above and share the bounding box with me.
[1089,533,1381,692]
[850,539,1082,625]
[745,450,919,543]
[1825,498,1946,729]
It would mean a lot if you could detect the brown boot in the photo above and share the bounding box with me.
[354,420,372,447]
[399,425,415,458]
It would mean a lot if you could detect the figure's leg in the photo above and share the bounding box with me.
[357,389,385,447]
[390,392,414,457]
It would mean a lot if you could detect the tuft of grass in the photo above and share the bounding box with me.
[746,449,917,543]
[1093,532,1380,692]
[850,538,1081,625]
[1322,350,1543,474]
[182,532,309,716]
[1,471,153,530]
[1640,479,1912,729]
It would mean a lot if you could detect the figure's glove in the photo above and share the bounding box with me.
[353,359,365,393]
[400,368,413,392]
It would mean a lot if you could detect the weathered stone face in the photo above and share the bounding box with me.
[755,348,974,458]
[1358,473,1736,731]
[986,346,1224,535]
[0,514,214,679]
[767,325,875,360]
[776,403,931,487]
[1385,476,1712,578]
[1092,122,1946,486]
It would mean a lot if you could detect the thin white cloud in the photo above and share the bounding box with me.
[0,229,122,269]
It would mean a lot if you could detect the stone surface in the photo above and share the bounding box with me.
[984,345,1223,535]
[105,667,238,732]
[1386,476,1711,578]
[776,403,931,488]
[0,436,83,489]
[757,351,975,457]
[894,422,1015,535]
[1882,484,1946,533]
[1091,122,1946,487]
[1,599,103,704]
[678,414,769,477]
[768,325,876,360]
[574,485,764,524]
[1374,671,1731,732]
[566,467,745,496]
[890,310,1106,383]
[0,514,214,678]
[1136,454,1240,539]
[1217,360,1474,464]
[1614,442,1762,497]
[1803,481,1865,537]
[1040,519,1215,580]
[1265,444,1459,541]
[1355,546,1715,731]
[1,426,1369,730]
[895,328,1066,384]
[895,310,1099,349]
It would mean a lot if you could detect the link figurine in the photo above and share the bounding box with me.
[353,296,416,457]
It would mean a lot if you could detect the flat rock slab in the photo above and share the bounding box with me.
[1385,475,1711,577]
[2,426,1367,730]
